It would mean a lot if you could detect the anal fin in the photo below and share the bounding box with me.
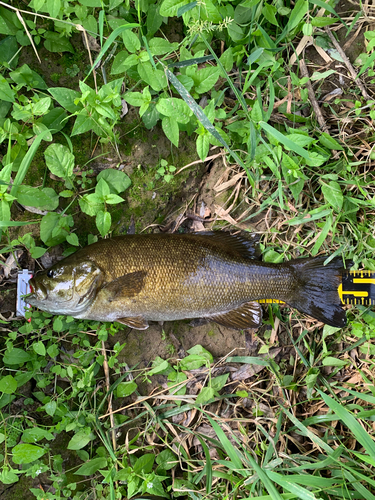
[208,301,262,329]
[116,316,149,330]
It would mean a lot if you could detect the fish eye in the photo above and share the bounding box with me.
[47,270,54,278]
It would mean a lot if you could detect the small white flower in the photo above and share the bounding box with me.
[147,482,153,489]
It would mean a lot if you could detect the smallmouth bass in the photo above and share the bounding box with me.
[27,232,351,329]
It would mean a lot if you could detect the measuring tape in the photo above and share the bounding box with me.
[339,270,375,306]
[258,270,375,307]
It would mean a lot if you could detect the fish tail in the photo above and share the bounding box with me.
[286,256,352,328]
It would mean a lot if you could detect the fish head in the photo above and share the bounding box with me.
[27,260,103,316]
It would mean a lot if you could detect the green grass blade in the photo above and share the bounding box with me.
[259,122,310,160]
[343,470,375,500]
[10,129,51,197]
[165,67,255,187]
[0,220,40,227]
[280,406,332,453]
[85,23,139,80]
[266,471,319,500]
[195,435,212,493]
[318,389,375,461]
[227,356,271,366]
[203,415,283,499]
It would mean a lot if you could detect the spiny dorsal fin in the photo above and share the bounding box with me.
[192,231,261,260]
[103,271,147,301]
[208,301,262,329]
[116,316,149,330]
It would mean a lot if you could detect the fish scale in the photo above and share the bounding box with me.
[26,233,355,329]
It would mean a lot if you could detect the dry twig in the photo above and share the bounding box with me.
[324,27,370,101]
[299,59,329,133]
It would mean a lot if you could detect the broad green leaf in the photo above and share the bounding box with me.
[40,212,69,246]
[0,468,19,484]
[116,381,137,398]
[149,37,178,55]
[48,87,80,113]
[251,100,263,122]
[12,444,45,464]
[219,47,233,73]
[13,185,52,208]
[104,193,125,204]
[311,17,336,27]
[75,457,108,475]
[0,375,17,394]
[156,449,177,470]
[78,0,101,5]
[32,341,46,356]
[262,3,279,26]
[321,181,343,212]
[125,91,147,107]
[79,193,104,216]
[156,97,192,123]
[263,249,283,263]
[286,0,308,31]
[286,133,315,148]
[22,427,54,443]
[322,357,348,367]
[3,348,33,365]
[162,116,179,147]
[67,431,93,450]
[44,143,75,179]
[97,169,131,194]
[96,210,111,237]
[44,32,74,53]
[44,400,57,417]
[30,247,47,259]
[147,3,163,37]
[194,66,220,94]
[160,0,189,17]
[95,178,110,198]
[137,62,167,91]
[122,29,140,53]
[46,0,61,17]
[134,454,155,474]
[66,233,79,246]
[196,132,210,160]
[196,387,215,405]
[9,64,47,89]
[228,21,244,41]
[71,112,96,136]
[319,132,344,150]
[0,75,15,102]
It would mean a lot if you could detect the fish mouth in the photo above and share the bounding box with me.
[27,279,48,302]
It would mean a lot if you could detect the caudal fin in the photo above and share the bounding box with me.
[286,256,352,328]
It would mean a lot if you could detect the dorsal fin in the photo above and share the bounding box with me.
[208,301,262,329]
[192,231,260,260]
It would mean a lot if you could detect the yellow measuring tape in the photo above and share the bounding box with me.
[258,271,375,306]
[339,270,375,306]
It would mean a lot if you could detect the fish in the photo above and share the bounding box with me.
[26,232,352,330]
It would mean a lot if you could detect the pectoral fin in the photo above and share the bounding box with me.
[209,301,262,329]
[103,271,147,301]
[116,316,149,330]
